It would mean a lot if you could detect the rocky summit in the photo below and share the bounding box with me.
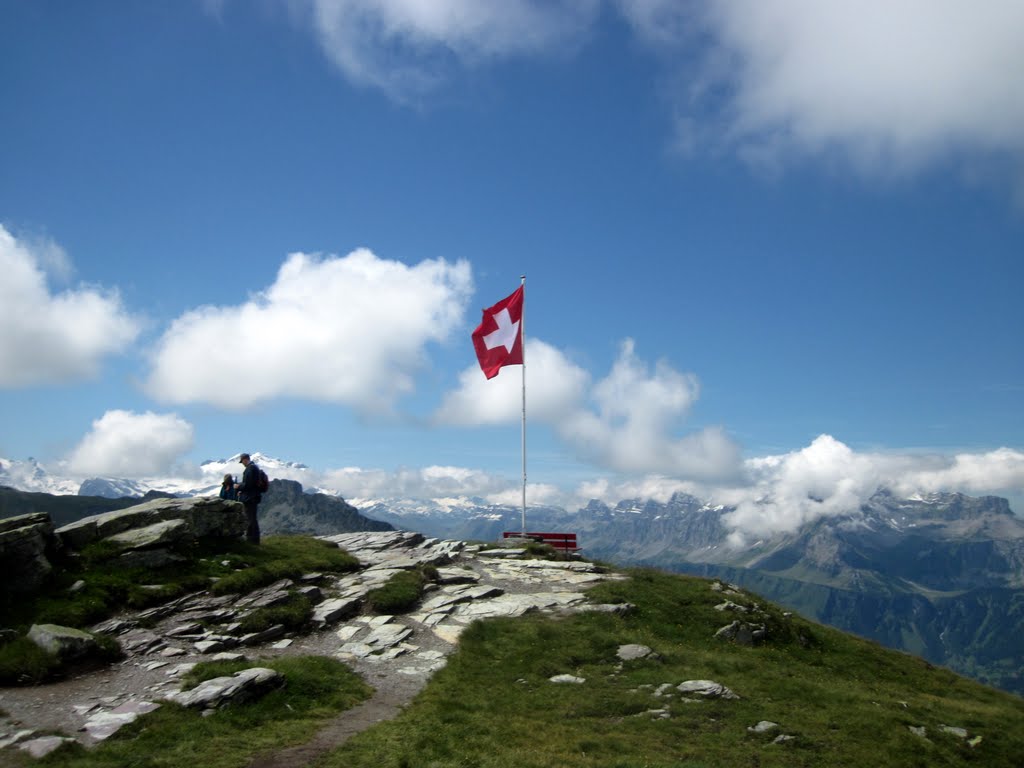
[0,530,628,757]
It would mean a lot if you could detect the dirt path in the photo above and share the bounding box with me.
[245,683,415,768]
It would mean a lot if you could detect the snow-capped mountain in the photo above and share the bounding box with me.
[0,457,79,495]
[0,452,319,500]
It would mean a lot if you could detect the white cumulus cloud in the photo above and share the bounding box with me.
[301,0,599,101]
[556,340,741,480]
[0,225,140,387]
[145,248,473,410]
[628,0,1024,175]
[434,338,589,425]
[437,337,742,481]
[67,410,195,477]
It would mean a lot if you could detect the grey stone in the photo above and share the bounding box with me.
[714,620,767,646]
[18,735,76,758]
[83,700,160,741]
[312,597,361,626]
[549,674,585,684]
[106,519,191,551]
[676,680,740,700]
[617,644,654,661]
[239,625,286,646]
[747,721,779,733]
[166,667,283,709]
[27,624,100,662]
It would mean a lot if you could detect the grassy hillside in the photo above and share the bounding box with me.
[669,561,1024,697]
[324,568,1024,768]
[5,540,1023,767]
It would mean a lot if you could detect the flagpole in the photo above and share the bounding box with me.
[520,274,527,538]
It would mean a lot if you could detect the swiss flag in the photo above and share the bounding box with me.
[471,285,524,379]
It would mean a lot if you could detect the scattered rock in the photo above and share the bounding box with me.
[617,644,654,661]
[549,674,586,684]
[714,620,767,646]
[676,680,740,700]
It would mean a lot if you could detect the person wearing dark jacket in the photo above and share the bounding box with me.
[219,473,238,501]
[237,453,261,544]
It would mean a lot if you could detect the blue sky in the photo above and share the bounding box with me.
[2,1,1023,533]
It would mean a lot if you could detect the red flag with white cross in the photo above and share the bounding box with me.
[471,285,524,379]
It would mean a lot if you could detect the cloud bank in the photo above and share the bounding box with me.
[67,410,195,477]
[437,337,742,482]
[703,1,1024,172]
[0,226,139,387]
[718,436,1024,543]
[314,436,1024,541]
[145,248,473,410]
[290,0,1024,183]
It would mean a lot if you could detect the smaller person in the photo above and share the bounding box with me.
[219,473,238,501]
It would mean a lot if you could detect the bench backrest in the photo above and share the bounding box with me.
[502,531,579,551]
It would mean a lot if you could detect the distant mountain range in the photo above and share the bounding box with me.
[0,453,322,499]
[2,452,1021,695]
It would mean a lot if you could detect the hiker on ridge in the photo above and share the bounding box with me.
[237,453,262,545]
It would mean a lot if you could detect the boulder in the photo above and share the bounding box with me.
[714,620,767,646]
[165,667,283,709]
[56,496,246,551]
[27,624,102,663]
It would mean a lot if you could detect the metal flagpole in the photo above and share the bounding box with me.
[520,274,527,537]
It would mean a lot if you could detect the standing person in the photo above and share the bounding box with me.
[237,453,261,545]
[219,473,238,501]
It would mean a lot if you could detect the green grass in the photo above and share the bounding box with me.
[317,568,1024,768]
[0,636,63,685]
[15,656,373,768]
[209,536,360,595]
[237,594,313,634]
[366,569,429,614]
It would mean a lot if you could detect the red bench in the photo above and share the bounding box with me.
[502,531,579,552]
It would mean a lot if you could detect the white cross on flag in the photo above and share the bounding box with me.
[471,285,524,379]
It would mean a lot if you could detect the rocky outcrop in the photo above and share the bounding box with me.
[56,496,245,551]
[165,667,284,710]
[0,513,58,593]
[0,498,246,598]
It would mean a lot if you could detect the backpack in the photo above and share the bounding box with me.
[256,467,270,494]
